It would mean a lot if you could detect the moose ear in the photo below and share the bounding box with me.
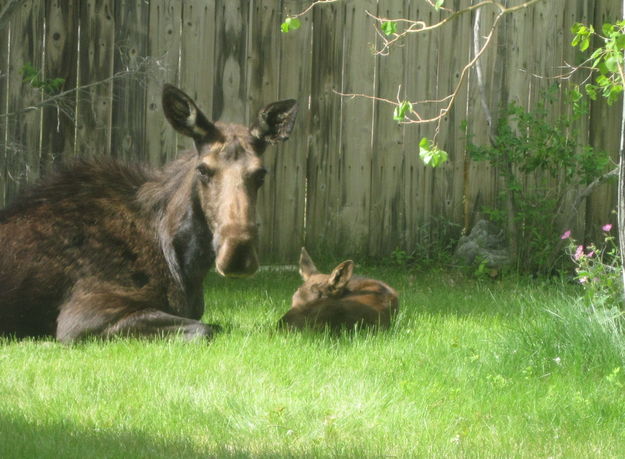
[328,260,354,293]
[162,84,223,146]
[299,247,319,281]
[250,99,298,144]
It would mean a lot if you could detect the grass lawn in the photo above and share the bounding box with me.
[1,265,625,457]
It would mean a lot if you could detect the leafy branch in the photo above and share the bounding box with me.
[282,0,544,168]
[21,63,65,95]
[571,21,625,105]
[280,0,338,33]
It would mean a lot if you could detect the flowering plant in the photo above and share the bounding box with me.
[563,224,623,308]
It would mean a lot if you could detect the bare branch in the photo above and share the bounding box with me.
[0,55,163,120]
[337,9,505,143]
[285,0,339,19]
[367,0,542,56]
[283,0,544,139]
[333,0,544,143]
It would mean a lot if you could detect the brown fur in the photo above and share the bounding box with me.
[278,248,399,332]
[0,85,297,342]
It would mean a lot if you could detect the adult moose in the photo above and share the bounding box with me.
[0,85,297,342]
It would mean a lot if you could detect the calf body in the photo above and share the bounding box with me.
[279,248,399,332]
[0,85,297,342]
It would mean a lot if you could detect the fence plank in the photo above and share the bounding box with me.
[402,0,430,251]
[305,1,344,257]
[75,0,115,158]
[248,0,284,261]
[337,0,376,257]
[437,0,472,233]
[369,0,408,257]
[211,0,249,124]
[179,0,216,153]
[268,0,313,262]
[4,0,44,203]
[145,0,181,165]
[40,0,79,170]
[111,0,149,162]
[0,7,8,206]
[464,5,503,229]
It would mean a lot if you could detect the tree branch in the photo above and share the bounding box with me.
[286,0,339,19]
[546,166,619,271]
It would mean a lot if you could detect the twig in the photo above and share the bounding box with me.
[338,9,505,144]
[286,0,339,19]
[367,0,543,56]
[336,0,544,143]
[0,67,144,120]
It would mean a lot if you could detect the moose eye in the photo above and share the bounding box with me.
[251,168,268,187]
[197,164,215,182]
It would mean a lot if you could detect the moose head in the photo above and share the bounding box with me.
[162,84,297,278]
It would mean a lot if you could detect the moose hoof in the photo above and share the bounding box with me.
[185,323,222,341]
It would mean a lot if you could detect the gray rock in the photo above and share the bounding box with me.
[455,220,510,269]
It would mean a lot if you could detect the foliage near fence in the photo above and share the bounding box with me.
[0,0,622,263]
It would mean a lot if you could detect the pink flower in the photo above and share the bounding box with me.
[579,276,588,284]
[587,250,595,258]
[602,224,612,232]
[561,230,571,240]
[574,245,584,260]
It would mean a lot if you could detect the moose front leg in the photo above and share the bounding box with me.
[102,308,220,340]
[56,283,220,343]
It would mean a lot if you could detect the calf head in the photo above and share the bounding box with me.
[162,85,297,277]
[291,247,355,308]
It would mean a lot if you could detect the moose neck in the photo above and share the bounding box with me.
[139,153,214,290]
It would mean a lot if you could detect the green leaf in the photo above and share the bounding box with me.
[605,55,621,73]
[580,37,590,52]
[381,21,397,36]
[570,85,583,102]
[393,100,412,122]
[434,0,444,10]
[606,84,623,105]
[419,137,448,168]
[603,23,615,37]
[585,84,598,100]
[596,74,610,87]
[280,17,301,33]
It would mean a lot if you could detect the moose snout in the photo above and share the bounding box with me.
[214,229,259,278]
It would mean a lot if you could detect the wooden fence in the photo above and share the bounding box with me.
[0,0,622,263]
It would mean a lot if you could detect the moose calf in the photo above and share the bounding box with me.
[279,248,399,332]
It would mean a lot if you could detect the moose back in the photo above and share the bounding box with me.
[0,85,297,342]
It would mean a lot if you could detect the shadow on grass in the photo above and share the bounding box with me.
[0,412,310,459]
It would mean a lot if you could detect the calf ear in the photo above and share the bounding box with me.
[328,260,354,293]
[299,247,318,281]
[162,84,223,147]
[250,99,298,144]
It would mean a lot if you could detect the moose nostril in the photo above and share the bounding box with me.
[216,239,259,277]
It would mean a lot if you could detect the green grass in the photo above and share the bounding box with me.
[2,266,625,457]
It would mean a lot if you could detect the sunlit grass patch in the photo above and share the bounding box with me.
[1,268,625,457]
